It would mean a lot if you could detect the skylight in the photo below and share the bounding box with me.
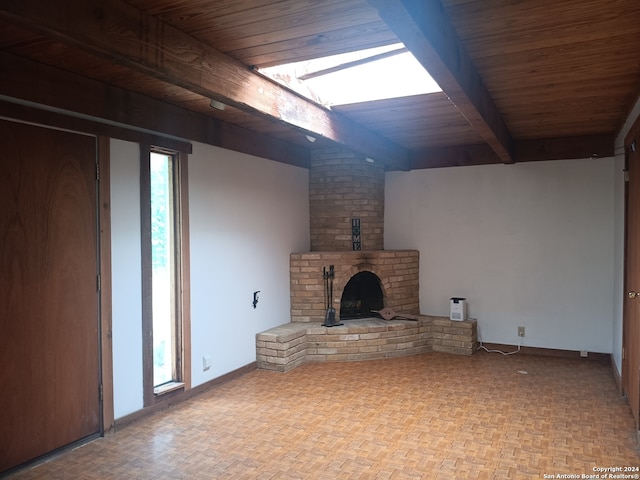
[259,43,442,107]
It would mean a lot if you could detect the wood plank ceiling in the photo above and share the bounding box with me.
[0,0,638,170]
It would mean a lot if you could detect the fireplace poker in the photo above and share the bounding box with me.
[323,266,327,310]
[323,264,342,327]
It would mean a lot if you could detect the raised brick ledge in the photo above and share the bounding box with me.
[256,316,477,372]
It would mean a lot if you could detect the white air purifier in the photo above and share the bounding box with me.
[450,297,466,321]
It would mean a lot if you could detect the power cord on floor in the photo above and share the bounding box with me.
[476,324,521,355]
[476,341,520,356]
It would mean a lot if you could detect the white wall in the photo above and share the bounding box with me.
[385,158,615,353]
[188,142,309,386]
[110,139,144,418]
[110,139,309,419]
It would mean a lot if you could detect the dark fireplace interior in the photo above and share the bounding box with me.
[340,271,384,319]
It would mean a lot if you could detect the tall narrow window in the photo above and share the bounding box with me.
[141,145,190,405]
[150,152,176,387]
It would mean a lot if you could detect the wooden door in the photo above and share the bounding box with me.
[624,131,640,429]
[0,120,101,473]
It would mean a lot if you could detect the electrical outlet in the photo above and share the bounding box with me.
[580,351,588,358]
[518,326,525,337]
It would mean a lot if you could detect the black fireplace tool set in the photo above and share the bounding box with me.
[322,265,343,327]
[321,265,418,326]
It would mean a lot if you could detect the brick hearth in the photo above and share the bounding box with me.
[256,316,478,372]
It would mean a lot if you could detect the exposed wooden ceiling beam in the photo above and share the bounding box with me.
[0,0,410,170]
[0,51,310,168]
[368,0,514,164]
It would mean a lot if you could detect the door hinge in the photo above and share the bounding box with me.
[96,162,100,181]
[623,347,626,360]
[97,274,101,292]
[99,384,103,402]
[624,170,630,182]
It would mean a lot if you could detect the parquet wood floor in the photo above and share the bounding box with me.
[7,352,640,479]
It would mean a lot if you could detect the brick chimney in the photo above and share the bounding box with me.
[289,146,420,323]
[309,147,384,251]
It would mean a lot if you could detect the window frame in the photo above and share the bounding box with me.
[140,144,191,406]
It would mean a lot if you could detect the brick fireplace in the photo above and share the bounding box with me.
[292,147,419,323]
[290,250,419,323]
[256,147,477,371]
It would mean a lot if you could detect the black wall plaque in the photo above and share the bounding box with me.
[352,218,361,251]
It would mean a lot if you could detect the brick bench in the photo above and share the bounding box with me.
[256,316,477,372]
[254,323,310,372]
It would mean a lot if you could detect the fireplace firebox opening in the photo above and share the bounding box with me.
[340,271,384,319]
